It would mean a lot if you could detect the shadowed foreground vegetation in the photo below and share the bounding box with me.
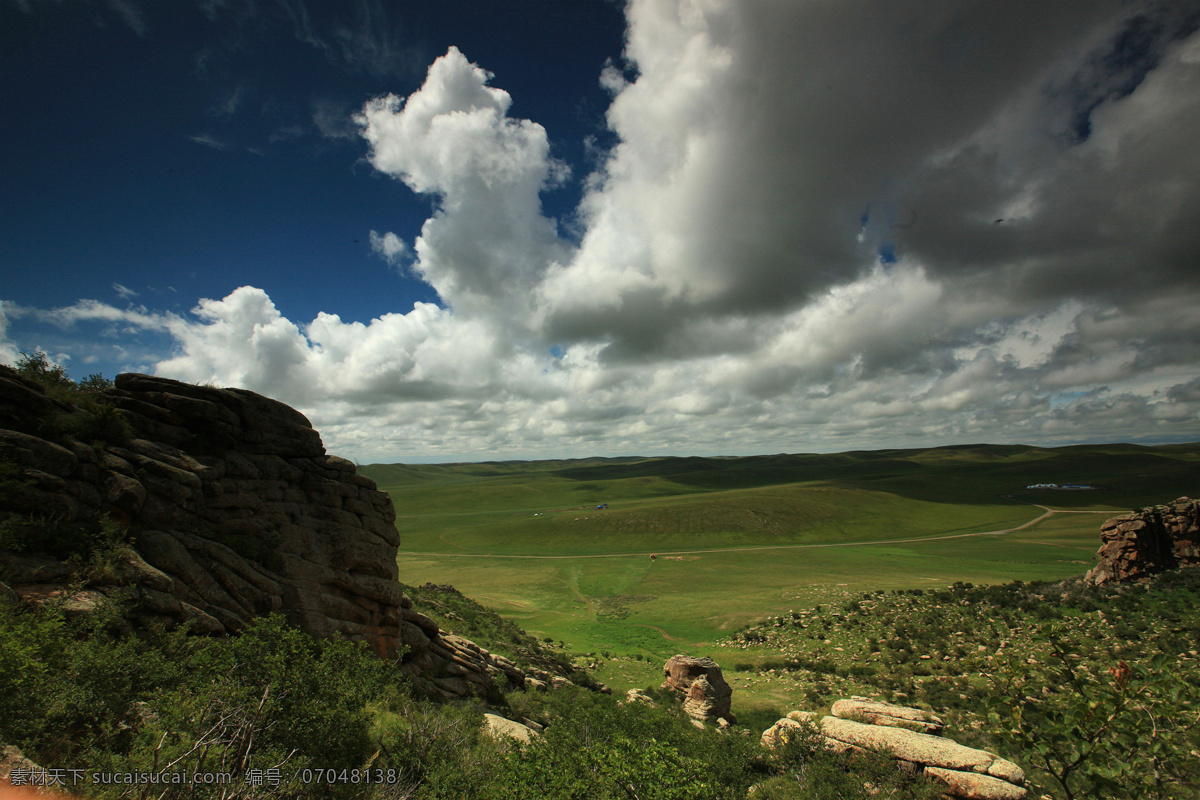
[2,570,1198,799]
[0,597,945,799]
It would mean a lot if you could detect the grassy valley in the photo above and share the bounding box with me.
[365,442,1198,665]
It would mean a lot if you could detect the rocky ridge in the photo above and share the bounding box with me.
[0,367,559,701]
[1085,497,1200,585]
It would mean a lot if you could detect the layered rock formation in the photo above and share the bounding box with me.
[0,367,546,701]
[1085,497,1200,585]
[401,629,528,699]
[1,369,403,654]
[762,699,1027,800]
[829,698,943,735]
[661,654,735,724]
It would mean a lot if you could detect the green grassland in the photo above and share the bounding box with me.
[364,442,1199,694]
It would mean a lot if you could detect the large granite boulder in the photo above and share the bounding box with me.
[661,654,735,724]
[1085,498,1200,585]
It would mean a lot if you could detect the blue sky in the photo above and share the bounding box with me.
[3,0,1200,463]
[2,0,622,324]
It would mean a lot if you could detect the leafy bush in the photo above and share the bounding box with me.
[473,686,760,800]
[0,512,130,582]
[9,351,129,444]
[12,351,75,397]
[0,599,187,763]
[988,634,1200,800]
[0,606,407,798]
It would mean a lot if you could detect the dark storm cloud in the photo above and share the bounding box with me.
[896,2,1200,305]
[1059,5,1200,143]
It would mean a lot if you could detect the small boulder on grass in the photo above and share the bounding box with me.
[622,688,657,707]
[661,654,735,724]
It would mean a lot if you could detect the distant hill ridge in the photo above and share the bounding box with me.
[364,440,1200,514]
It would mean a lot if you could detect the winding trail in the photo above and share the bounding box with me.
[395,503,1114,561]
[631,623,682,642]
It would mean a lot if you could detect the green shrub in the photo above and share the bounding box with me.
[9,351,129,444]
[0,512,129,580]
[12,351,75,397]
[464,687,759,800]
[988,634,1200,800]
[0,600,188,763]
[77,373,115,393]
[0,606,407,798]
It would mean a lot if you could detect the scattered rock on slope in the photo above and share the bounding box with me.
[482,713,539,744]
[622,688,657,707]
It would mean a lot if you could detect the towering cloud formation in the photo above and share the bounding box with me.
[358,47,571,325]
[11,0,1200,460]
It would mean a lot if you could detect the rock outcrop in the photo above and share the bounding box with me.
[830,698,943,734]
[762,700,1027,800]
[661,654,735,724]
[0,741,43,786]
[1085,498,1200,585]
[482,713,539,744]
[400,629,529,700]
[1,369,402,653]
[0,367,545,701]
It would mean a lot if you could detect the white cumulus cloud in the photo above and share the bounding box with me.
[357,47,572,324]
[368,230,410,268]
